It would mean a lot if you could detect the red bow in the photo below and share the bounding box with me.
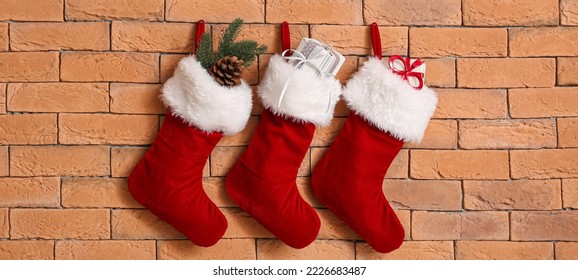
[388,55,425,90]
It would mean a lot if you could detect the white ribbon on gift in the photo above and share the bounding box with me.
[278,49,333,113]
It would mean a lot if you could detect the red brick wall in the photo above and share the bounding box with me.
[1,0,577,260]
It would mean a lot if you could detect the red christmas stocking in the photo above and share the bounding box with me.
[225,24,342,249]
[311,24,438,253]
[128,54,253,247]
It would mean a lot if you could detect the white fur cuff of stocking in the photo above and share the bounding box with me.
[259,54,342,127]
[161,56,253,136]
[343,57,438,143]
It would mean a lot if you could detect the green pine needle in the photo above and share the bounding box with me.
[197,32,216,69]
[196,18,268,70]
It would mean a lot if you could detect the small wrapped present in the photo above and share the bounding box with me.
[289,38,345,77]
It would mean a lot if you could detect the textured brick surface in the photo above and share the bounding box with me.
[410,28,507,58]
[456,241,553,260]
[0,241,54,260]
[365,0,461,26]
[66,0,164,21]
[464,180,562,210]
[0,0,63,21]
[509,88,578,118]
[511,149,578,179]
[511,211,578,241]
[0,52,59,82]
[56,241,156,260]
[1,0,577,261]
[457,58,556,88]
[463,0,559,26]
[0,177,60,208]
[7,83,109,113]
[10,209,110,239]
[459,119,556,149]
[11,22,109,51]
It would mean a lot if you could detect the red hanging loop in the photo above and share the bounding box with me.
[281,21,291,52]
[370,22,382,60]
[194,20,206,54]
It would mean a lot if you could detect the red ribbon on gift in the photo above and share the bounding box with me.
[388,55,425,90]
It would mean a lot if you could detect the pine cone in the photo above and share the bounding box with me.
[208,56,245,87]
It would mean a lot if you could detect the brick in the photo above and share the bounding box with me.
[210,147,246,177]
[396,210,411,240]
[336,56,359,85]
[405,120,458,149]
[422,59,456,88]
[510,28,578,57]
[0,147,7,176]
[0,114,57,144]
[556,242,578,259]
[357,241,454,260]
[383,180,462,211]
[562,0,578,25]
[0,208,7,238]
[111,147,148,178]
[202,178,235,207]
[10,146,109,176]
[412,211,509,240]
[257,240,354,260]
[61,52,159,83]
[11,209,110,239]
[456,241,553,260]
[464,180,562,210]
[559,118,578,147]
[160,55,187,83]
[559,58,578,85]
[434,89,507,119]
[217,117,258,147]
[457,58,555,88]
[463,0,558,26]
[509,88,578,118]
[11,22,109,51]
[66,0,164,21]
[0,0,63,21]
[0,84,5,114]
[0,241,54,260]
[511,149,578,179]
[110,84,164,114]
[311,118,346,147]
[250,86,264,116]
[112,210,184,239]
[411,28,507,58]
[511,211,578,241]
[212,24,308,55]
[62,178,141,208]
[311,26,407,56]
[222,208,273,238]
[166,0,264,22]
[158,239,256,260]
[563,179,578,208]
[112,22,194,53]
[59,114,158,145]
[459,119,556,149]
[365,0,460,26]
[56,241,156,260]
[7,83,109,113]
[0,23,8,51]
[411,150,509,179]
[267,0,362,24]
[0,52,59,82]
[317,209,359,240]
[311,148,408,179]
[0,177,60,208]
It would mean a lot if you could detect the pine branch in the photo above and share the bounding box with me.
[197,32,216,69]
[217,18,243,57]
[229,40,267,67]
